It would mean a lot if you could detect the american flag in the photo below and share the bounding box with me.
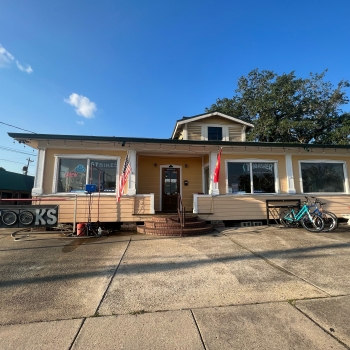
[117,154,131,202]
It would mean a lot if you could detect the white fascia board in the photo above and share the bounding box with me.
[171,123,182,139]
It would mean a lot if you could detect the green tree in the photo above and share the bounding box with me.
[206,69,350,144]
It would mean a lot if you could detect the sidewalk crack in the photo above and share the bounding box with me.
[94,238,132,315]
[68,318,86,350]
[190,309,207,350]
[292,304,350,350]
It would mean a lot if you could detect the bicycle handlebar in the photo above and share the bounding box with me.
[303,196,327,207]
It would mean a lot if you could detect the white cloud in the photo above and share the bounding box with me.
[16,61,33,74]
[0,45,14,67]
[0,44,33,73]
[65,93,97,118]
[76,121,84,125]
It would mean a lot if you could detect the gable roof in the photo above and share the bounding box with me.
[171,112,254,139]
[0,170,34,192]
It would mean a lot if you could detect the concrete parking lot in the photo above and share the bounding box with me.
[0,224,350,349]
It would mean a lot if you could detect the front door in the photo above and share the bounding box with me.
[162,168,180,212]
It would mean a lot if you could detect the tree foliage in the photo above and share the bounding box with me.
[205,69,350,144]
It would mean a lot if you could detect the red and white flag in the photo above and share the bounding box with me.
[117,154,131,202]
[213,148,222,183]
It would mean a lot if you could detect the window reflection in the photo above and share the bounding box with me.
[57,158,118,193]
[164,169,178,195]
[90,160,117,192]
[227,162,276,194]
[58,159,87,193]
[301,163,344,192]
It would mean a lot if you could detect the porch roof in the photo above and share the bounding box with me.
[8,132,350,151]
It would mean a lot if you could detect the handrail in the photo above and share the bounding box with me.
[177,193,185,237]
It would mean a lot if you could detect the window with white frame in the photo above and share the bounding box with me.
[208,127,223,141]
[202,125,228,141]
[300,161,347,193]
[54,155,119,193]
[226,160,278,194]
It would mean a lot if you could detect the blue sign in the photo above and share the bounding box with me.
[85,184,97,193]
[75,164,86,173]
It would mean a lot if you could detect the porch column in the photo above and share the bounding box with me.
[285,154,296,194]
[209,151,219,195]
[150,193,155,214]
[32,148,46,196]
[127,149,137,195]
[193,193,198,213]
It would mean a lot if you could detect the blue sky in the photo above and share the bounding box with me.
[1,0,350,175]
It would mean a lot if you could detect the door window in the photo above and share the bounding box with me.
[164,169,178,194]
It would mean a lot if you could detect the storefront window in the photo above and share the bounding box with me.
[57,157,118,193]
[227,162,250,193]
[90,159,117,192]
[301,162,345,193]
[252,163,275,193]
[58,159,87,193]
[227,162,276,194]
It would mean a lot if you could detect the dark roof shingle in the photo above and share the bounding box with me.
[0,170,34,192]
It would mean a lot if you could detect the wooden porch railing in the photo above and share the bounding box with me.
[177,193,185,237]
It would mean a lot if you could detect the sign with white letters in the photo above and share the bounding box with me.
[0,205,59,228]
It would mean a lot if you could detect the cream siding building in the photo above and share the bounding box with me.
[8,112,350,225]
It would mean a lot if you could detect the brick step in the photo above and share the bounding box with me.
[149,215,199,223]
[136,224,214,236]
[144,220,207,229]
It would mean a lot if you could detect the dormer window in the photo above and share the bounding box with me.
[171,112,254,140]
[208,127,223,141]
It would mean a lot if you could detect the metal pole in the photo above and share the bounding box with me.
[266,200,270,226]
[73,195,77,233]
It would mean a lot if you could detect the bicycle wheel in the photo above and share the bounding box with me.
[19,211,34,225]
[301,213,324,232]
[279,210,297,227]
[2,211,18,226]
[321,211,338,232]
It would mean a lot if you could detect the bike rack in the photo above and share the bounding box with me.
[266,199,301,226]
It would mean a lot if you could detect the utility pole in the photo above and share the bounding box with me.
[23,158,34,175]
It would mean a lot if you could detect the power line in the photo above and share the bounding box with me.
[0,121,36,133]
[0,146,37,156]
[0,158,35,165]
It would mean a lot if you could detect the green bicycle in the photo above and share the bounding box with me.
[279,201,325,232]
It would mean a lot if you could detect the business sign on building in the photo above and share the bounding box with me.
[0,205,59,228]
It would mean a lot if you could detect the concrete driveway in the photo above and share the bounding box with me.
[0,224,350,349]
